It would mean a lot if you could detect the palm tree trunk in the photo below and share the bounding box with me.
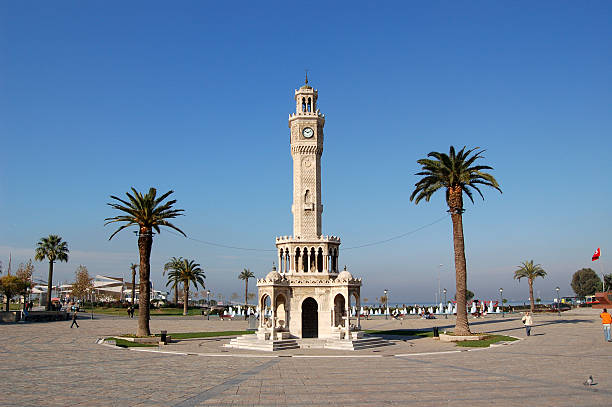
[449,188,471,335]
[131,269,136,308]
[137,230,153,336]
[528,278,535,313]
[175,284,179,308]
[183,285,189,316]
[46,261,54,311]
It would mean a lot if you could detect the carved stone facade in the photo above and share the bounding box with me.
[256,79,362,341]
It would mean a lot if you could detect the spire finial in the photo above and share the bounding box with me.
[305,69,308,85]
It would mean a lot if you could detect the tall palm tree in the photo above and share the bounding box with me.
[105,187,185,336]
[514,260,547,313]
[166,259,205,316]
[129,263,138,307]
[238,268,255,319]
[410,146,501,335]
[34,235,69,311]
[164,256,183,308]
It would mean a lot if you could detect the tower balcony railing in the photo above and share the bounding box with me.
[275,235,341,243]
[289,110,324,119]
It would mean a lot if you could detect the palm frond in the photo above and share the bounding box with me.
[411,146,502,209]
[105,187,186,240]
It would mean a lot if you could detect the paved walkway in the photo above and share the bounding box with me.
[1,308,610,406]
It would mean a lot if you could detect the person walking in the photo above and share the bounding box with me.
[522,311,533,336]
[600,308,611,342]
[70,311,79,328]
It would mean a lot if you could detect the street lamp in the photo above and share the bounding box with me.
[437,264,442,305]
[443,288,447,319]
[499,288,504,318]
[384,289,388,319]
[555,287,560,317]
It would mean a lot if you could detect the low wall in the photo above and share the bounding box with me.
[1,311,70,323]
[0,311,21,323]
[25,311,69,322]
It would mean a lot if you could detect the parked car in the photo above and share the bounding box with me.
[549,303,570,312]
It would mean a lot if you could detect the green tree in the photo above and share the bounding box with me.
[129,263,138,307]
[514,260,547,312]
[34,235,69,311]
[571,268,601,297]
[238,268,255,309]
[164,257,183,308]
[105,187,185,336]
[454,289,475,302]
[411,146,501,335]
[15,260,35,306]
[604,274,612,292]
[166,259,205,315]
[71,265,93,301]
[0,275,29,311]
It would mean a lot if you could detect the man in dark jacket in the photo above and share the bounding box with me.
[70,311,79,328]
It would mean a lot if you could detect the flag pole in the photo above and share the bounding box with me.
[600,257,606,292]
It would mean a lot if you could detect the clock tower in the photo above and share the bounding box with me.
[288,76,325,238]
[236,78,367,347]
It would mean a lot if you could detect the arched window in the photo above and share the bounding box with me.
[307,97,312,112]
[317,248,323,272]
[284,248,290,273]
[302,97,306,112]
[310,248,316,273]
[302,247,309,272]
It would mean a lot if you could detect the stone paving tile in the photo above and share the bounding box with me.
[1,309,611,406]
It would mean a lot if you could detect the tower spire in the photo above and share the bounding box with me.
[305,70,308,85]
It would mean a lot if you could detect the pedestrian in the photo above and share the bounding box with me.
[130,307,134,318]
[599,308,611,342]
[522,311,533,336]
[70,311,79,328]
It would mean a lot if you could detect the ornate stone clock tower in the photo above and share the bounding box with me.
[228,79,375,351]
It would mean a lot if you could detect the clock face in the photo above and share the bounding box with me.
[302,127,314,138]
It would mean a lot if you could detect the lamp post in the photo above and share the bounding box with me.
[437,264,442,305]
[555,286,560,317]
[206,290,211,305]
[499,288,504,318]
[443,288,447,319]
[384,289,388,320]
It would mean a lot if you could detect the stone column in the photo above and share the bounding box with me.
[323,248,328,273]
[356,292,361,330]
[278,251,282,273]
[271,292,276,341]
[345,292,351,341]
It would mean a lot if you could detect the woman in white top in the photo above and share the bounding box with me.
[521,311,533,336]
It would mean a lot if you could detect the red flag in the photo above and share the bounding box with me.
[592,247,601,261]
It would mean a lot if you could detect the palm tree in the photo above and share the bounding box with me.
[166,259,205,315]
[105,187,185,336]
[164,256,183,308]
[514,260,547,313]
[410,146,501,335]
[238,268,255,312]
[34,235,69,311]
[129,263,138,307]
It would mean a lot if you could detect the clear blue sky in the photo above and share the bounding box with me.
[1,1,611,304]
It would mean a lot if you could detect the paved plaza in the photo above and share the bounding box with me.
[1,308,610,406]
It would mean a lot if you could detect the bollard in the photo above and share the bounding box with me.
[432,326,439,337]
[160,330,167,344]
